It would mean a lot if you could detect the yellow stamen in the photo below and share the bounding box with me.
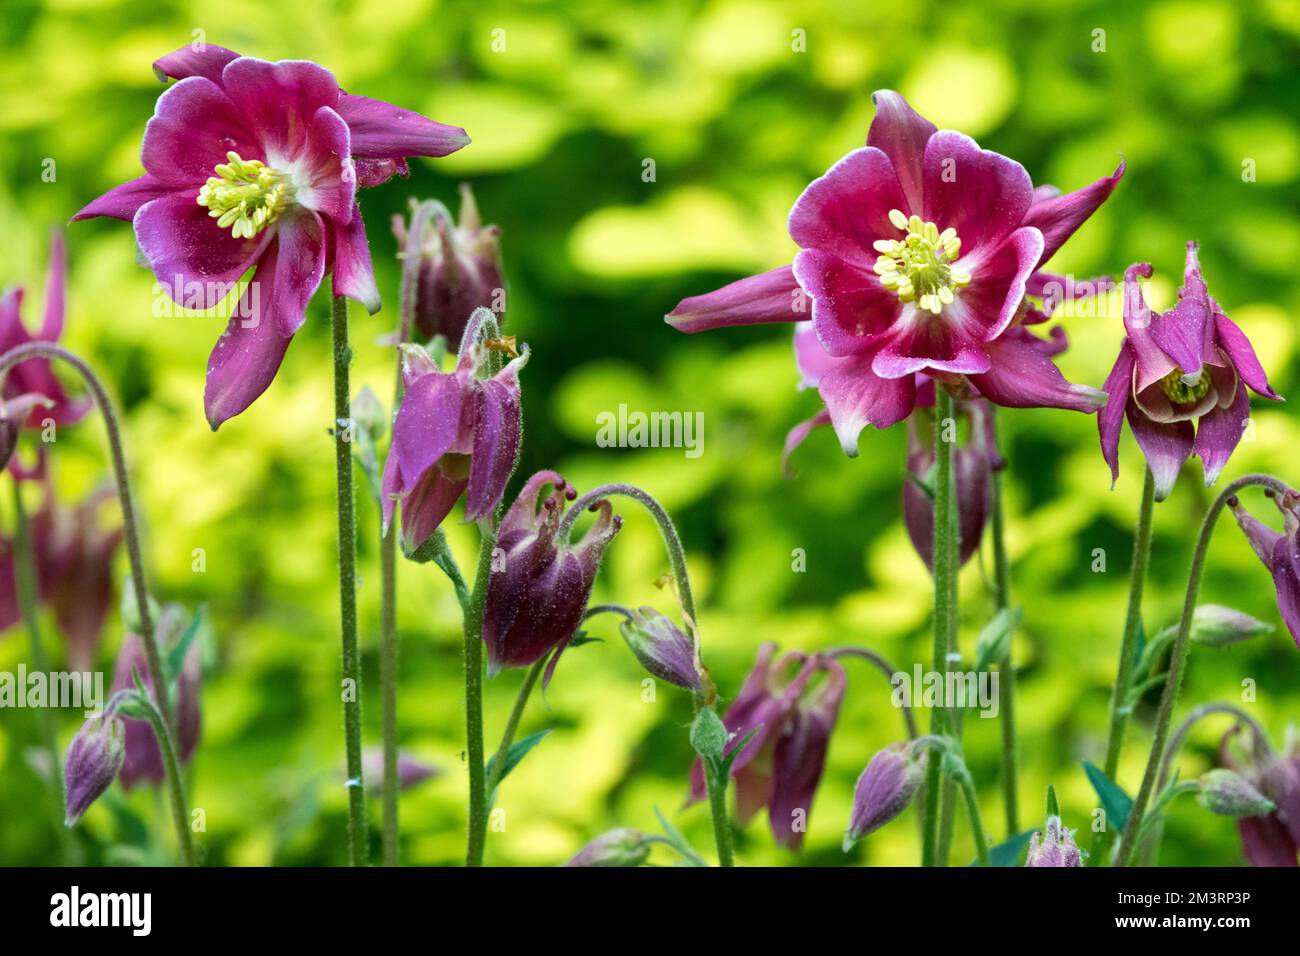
[196,151,292,240]
[873,208,971,315]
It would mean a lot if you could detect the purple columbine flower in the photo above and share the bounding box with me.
[843,741,926,849]
[381,308,527,556]
[564,828,652,867]
[1099,243,1281,500]
[392,185,504,346]
[688,643,846,849]
[64,711,126,825]
[1229,490,1300,648]
[361,748,438,793]
[73,43,469,428]
[619,606,702,692]
[109,609,201,790]
[1025,815,1082,867]
[1219,726,1300,867]
[669,90,1119,456]
[482,471,621,680]
[0,232,91,449]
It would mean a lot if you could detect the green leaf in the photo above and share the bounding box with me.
[1046,784,1059,818]
[165,605,205,685]
[975,606,1022,671]
[653,806,707,867]
[485,729,552,788]
[1083,760,1133,831]
[970,828,1035,866]
[718,724,762,777]
[568,630,604,649]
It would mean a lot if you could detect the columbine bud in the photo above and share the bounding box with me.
[565,828,651,867]
[1198,769,1276,817]
[482,471,620,679]
[351,386,387,442]
[362,748,438,793]
[620,606,701,691]
[843,741,926,850]
[1025,815,1082,867]
[64,712,125,825]
[1188,604,1272,648]
[393,184,504,346]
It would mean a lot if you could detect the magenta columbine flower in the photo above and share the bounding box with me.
[381,308,527,556]
[1099,242,1281,500]
[843,741,926,849]
[482,471,621,679]
[64,711,126,825]
[669,90,1120,456]
[110,610,201,790]
[73,43,469,428]
[0,232,91,445]
[689,643,846,849]
[619,606,702,692]
[392,185,504,346]
[1229,490,1300,648]
[1025,815,1082,867]
[1218,726,1300,866]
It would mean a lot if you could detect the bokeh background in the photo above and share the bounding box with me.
[2,0,1299,867]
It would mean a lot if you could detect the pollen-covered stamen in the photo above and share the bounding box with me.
[1159,366,1212,405]
[196,152,292,240]
[872,209,972,315]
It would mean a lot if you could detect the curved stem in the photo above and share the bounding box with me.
[954,771,991,866]
[990,470,1018,837]
[1093,467,1156,863]
[1113,474,1289,866]
[484,657,546,802]
[558,483,733,864]
[464,520,497,867]
[0,343,166,731]
[922,388,957,866]
[330,294,367,866]
[827,645,917,740]
[139,694,196,866]
[9,480,76,862]
[583,603,635,623]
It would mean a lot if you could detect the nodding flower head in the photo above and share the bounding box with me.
[1025,815,1082,867]
[382,308,528,557]
[689,644,846,849]
[619,606,703,693]
[481,471,621,681]
[1219,724,1300,866]
[1228,489,1300,649]
[64,710,126,826]
[73,44,469,428]
[843,741,927,850]
[565,828,652,867]
[393,185,504,347]
[1099,243,1281,501]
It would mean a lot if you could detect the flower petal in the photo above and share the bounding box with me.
[782,407,831,478]
[328,202,380,314]
[261,211,326,338]
[866,90,936,213]
[1125,404,1193,502]
[1193,382,1250,487]
[152,43,240,83]
[334,93,470,159]
[354,157,410,188]
[1022,159,1125,267]
[220,57,341,162]
[816,352,917,456]
[1215,310,1281,400]
[793,248,899,356]
[793,322,846,389]
[464,361,525,521]
[967,328,1108,413]
[141,76,259,187]
[951,225,1044,342]
[1122,263,1178,393]
[399,465,469,554]
[870,301,993,378]
[1269,534,1300,650]
[1148,241,1216,375]
[293,106,356,224]
[40,230,65,342]
[788,147,908,269]
[1098,342,1135,488]
[666,265,805,333]
[922,130,1033,258]
[71,175,177,223]
[392,372,467,491]
[202,285,294,430]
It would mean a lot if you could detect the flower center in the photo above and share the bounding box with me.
[873,209,971,315]
[196,152,293,240]
[1159,366,1212,405]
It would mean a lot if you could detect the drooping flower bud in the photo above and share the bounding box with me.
[619,606,701,691]
[482,471,621,680]
[362,748,438,793]
[1188,604,1272,648]
[843,741,926,850]
[564,828,651,867]
[1198,768,1276,817]
[64,712,126,825]
[1025,815,1082,867]
[1219,724,1300,866]
[393,185,504,346]
[110,606,202,790]
[382,308,527,557]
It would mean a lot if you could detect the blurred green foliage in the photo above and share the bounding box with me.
[2,0,1300,867]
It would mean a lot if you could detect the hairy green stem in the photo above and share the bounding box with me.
[955,771,991,866]
[1114,474,1289,866]
[139,694,196,866]
[990,470,1019,837]
[827,645,917,740]
[922,388,957,866]
[330,293,367,866]
[10,481,75,862]
[464,520,497,867]
[484,657,546,803]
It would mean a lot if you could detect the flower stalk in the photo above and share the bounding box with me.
[330,292,367,866]
[990,468,1018,836]
[464,518,497,867]
[136,689,196,867]
[1114,474,1290,866]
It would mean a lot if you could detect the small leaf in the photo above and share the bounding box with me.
[568,630,604,649]
[971,828,1035,866]
[165,605,205,685]
[1083,761,1133,831]
[1046,784,1059,818]
[485,729,551,788]
[653,806,707,867]
[975,606,1022,671]
[719,724,762,777]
